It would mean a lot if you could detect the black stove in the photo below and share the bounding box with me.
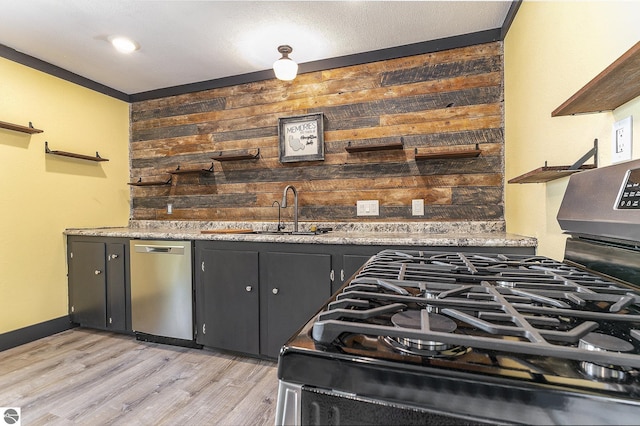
[276,160,640,425]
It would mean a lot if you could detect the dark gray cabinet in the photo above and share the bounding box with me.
[261,251,332,358]
[67,237,130,333]
[69,241,107,328]
[340,253,374,286]
[195,241,335,358]
[196,248,259,354]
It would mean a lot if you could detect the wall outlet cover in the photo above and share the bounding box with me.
[612,116,633,164]
[357,200,379,216]
[411,199,424,216]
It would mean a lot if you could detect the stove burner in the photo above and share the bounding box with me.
[423,292,439,312]
[579,333,635,353]
[579,333,636,381]
[388,310,458,352]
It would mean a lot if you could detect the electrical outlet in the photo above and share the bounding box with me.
[411,199,424,216]
[167,203,173,214]
[357,200,379,216]
[612,116,633,164]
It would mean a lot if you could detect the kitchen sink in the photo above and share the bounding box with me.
[253,229,331,236]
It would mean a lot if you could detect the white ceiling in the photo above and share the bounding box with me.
[0,1,513,96]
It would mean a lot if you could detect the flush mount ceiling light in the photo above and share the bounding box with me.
[273,45,298,81]
[109,36,139,54]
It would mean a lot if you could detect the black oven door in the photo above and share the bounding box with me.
[299,386,492,426]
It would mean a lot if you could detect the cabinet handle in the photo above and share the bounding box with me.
[272,288,279,295]
[111,254,119,259]
[202,324,206,335]
[246,286,253,292]
[330,270,335,281]
[94,270,102,275]
[341,269,345,282]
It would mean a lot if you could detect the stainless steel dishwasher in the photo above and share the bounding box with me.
[129,240,197,346]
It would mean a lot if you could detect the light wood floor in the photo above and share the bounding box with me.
[0,328,278,425]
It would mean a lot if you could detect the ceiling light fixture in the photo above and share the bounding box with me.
[109,36,139,54]
[273,45,298,81]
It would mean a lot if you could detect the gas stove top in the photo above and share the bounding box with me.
[312,250,640,381]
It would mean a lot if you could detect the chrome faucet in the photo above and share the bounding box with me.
[281,184,298,232]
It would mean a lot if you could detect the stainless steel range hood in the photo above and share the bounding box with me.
[558,159,640,243]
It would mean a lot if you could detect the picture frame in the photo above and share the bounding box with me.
[278,113,325,163]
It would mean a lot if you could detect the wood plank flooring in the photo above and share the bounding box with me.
[0,328,278,425]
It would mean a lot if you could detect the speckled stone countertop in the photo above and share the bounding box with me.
[64,220,537,248]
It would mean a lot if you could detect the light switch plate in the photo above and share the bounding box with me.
[612,116,633,164]
[357,200,379,216]
[411,199,424,216]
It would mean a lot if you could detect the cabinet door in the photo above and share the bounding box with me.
[106,243,128,332]
[69,241,106,328]
[197,248,259,354]
[262,252,332,358]
[342,254,374,280]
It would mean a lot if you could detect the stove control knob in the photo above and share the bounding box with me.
[272,288,279,295]
[246,285,253,292]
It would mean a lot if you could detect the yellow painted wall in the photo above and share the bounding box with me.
[0,57,130,334]
[505,1,640,260]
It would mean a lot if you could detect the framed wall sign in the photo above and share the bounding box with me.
[278,113,324,163]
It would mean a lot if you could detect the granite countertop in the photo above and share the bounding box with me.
[65,220,537,248]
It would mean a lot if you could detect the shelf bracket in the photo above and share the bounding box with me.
[128,176,173,186]
[568,138,598,170]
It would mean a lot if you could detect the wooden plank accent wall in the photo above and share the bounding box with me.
[130,42,504,223]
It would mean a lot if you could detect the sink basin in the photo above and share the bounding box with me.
[253,230,293,235]
[253,229,331,236]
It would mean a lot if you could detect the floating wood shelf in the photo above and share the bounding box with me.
[128,177,172,186]
[508,165,597,184]
[0,120,43,134]
[414,144,481,160]
[345,140,404,153]
[45,141,108,162]
[170,163,214,175]
[211,148,260,161]
[552,41,640,116]
[508,139,598,184]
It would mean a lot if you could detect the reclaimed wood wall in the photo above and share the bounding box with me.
[130,41,504,222]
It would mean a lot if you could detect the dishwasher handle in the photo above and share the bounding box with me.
[134,244,186,255]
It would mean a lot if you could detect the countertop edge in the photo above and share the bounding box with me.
[64,221,537,248]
